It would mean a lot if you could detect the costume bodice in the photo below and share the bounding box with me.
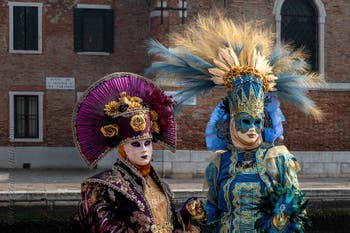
[144,176,173,233]
[80,158,177,233]
[208,144,274,233]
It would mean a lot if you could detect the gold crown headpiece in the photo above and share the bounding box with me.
[230,81,265,118]
[207,47,276,117]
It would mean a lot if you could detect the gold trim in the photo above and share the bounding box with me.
[224,66,270,92]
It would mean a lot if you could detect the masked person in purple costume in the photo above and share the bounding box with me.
[72,72,198,233]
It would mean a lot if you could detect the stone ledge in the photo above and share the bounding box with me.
[1,188,350,206]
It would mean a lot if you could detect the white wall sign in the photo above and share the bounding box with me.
[46,77,75,90]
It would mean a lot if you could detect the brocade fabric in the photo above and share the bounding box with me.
[73,157,183,233]
[202,143,301,233]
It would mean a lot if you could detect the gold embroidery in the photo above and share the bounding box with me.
[257,145,273,192]
[264,145,290,161]
[145,176,173,233]
[87,167,146,212]
[235,162,257,174]
[263,145,300,189]
[151,222,174,233]
[232,182,262,230]
[222,148,238,215]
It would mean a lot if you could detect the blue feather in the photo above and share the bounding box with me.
[147,40,213,77]
[273,73,319,116]
[286,60,308,73]
[270,47,289,66]
[255,184,310,233]
[172,80,215,113]
[177,48,213,71]
[206,100,230,150]
[146,62,206,77]
[147,39,186,66]
[146,40,217,112]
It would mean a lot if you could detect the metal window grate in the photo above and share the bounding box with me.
[154,0,187,24]
[281,0,318,71]
[14,95,39,138]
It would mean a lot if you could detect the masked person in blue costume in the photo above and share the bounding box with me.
[146,11,323,233]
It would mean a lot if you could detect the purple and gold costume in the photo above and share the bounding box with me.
[76,158,180,233]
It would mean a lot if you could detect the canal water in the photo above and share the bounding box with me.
[1,202,349,232]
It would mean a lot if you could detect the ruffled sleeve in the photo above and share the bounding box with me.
[256,146,309,233]
[264,145,300,188]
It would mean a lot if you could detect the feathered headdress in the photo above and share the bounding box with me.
[146,11,323,149]
[72,72,176,168]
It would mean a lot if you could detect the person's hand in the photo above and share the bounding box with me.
[182,197,207,222]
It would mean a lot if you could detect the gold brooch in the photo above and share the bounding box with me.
[130,114,147,132]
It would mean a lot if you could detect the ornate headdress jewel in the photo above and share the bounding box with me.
[100,91,161,138]
[208,47,277,93]
[104,92,144,117]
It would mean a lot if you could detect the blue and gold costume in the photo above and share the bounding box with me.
[146,11,322,233]
[204,145,301,232]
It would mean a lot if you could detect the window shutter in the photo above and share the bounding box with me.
[13,7,26,50]
[74,9,84,52]
[25,7,38,50]
[104,9,114,53]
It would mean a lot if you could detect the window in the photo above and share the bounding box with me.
[281,0,318,71]
[9,92,43,142]
[8,2,42,54]
[74,5,114,54]
[14,95,38,138]
[273,0,326,75]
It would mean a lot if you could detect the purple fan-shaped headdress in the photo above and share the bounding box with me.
[72,72,176,168]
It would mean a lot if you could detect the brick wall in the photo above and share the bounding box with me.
[323,0,350,82]
[0,0,349,152]
[151,0,350,151]
[0,0,150,146]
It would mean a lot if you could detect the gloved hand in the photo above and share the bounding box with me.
[180,197,207,223]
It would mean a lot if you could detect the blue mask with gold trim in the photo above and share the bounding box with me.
[234,112,263,134]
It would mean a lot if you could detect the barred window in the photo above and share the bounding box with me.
[14,95,39,138]
[281,0,318,71]
[9,92,43,142]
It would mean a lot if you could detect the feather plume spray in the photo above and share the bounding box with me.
[269,45,324,120]
[172,80,216,113]
[255,184,310,233]
[172,12,273,66]
[146,39,213,77]
[146,39,216,112]
[146,11,323,119]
